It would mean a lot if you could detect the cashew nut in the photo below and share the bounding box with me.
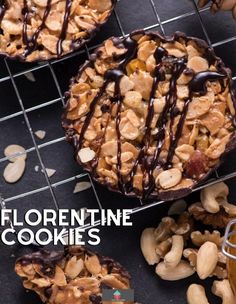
[140,228,160,265]
[187,284,209,304]
[156,260,195,281]
[155,238,172,258]
[196,241,218,280]
[212,280,236,304]
[200,182,229,213]
[220,199,236,217]
[154,217,175,242]
[184,246,228,280]
[164,235,184,268]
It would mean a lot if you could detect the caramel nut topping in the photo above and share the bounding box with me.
[62,30,236,200]
[15,246,131,304]
[0,0,116,61]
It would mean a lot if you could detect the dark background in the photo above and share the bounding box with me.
[0,0,236,303]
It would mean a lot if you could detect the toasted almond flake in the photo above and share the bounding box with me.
[4,144,27,162]
[3,159,26,183]
[42,168,56,178]
[24,72,36,82]
[34,130,46,140]
[34,165,39,172]
[78,147,96,163]
[73,181,92,193]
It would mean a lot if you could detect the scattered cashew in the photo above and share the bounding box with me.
[212,280,236,304]
[156,260,195,281]
[155,238,172,258]
[197,241,218,280]
[184,246,228,279]
[140,228,160,265]
[187,284,209,304]
[200,182,229,213]
[154,217,175,242]
[164,235,184,268]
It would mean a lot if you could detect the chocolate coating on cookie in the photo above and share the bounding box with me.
[0,0,116,61]
[62,30,236,201]
[15,246,130,304]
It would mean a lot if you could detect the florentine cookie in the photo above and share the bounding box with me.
[198,0,236,19]
[62,30,236,200]
[15,246,131,304]
[0,0,116,61]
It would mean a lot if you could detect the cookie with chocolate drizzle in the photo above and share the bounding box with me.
[0,0,116,61]
[198,0,236,19]
[62,30,236,201]
[15,246,131,304]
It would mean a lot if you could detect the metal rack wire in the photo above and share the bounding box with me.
[1,0,236,243]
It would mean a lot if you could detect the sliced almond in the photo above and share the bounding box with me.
[3,159,26,183]
[4,144,27,162]
[65,257,84,279]
[44,168,56,178]
[187,56,209,73]
[73,181,91,193]
[84,255,102,275]
[35,130,46,140]
[53,266,67,286]
[78,147,96,163]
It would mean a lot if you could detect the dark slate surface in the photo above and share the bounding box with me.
[0,0,236,303]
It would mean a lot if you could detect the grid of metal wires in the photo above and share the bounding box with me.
[1,0,236,241]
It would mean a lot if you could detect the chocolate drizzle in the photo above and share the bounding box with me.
[76,36,138,194]
[23,0,52,57]
[22,0,71,57]
[0,0,6,25]
[0,0,116,60]
[57,0,72,57]
[189,71,225,94]
[65,32,233,199]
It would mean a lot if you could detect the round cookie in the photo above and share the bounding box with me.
[62,30,236,201]
[198,0,236,19]
[15,246,131,304]
[0,0,116,61]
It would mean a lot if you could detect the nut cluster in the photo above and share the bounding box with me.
[63,30,236,200]
[0,0,115,61]
[140,182,236,303]
[198,0,236,19]
[15,246,130,304]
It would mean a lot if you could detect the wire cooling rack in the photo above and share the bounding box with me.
[1,0,236,239]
